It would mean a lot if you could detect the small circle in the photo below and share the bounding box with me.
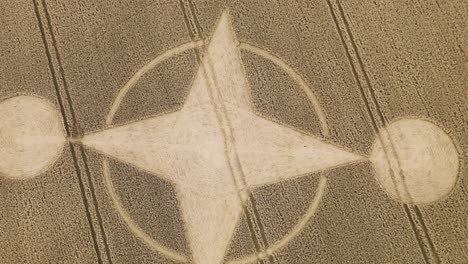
[0,96,65,179]
[370,118,459,204]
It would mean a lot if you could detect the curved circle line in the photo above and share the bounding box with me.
[227,174,327,264]
[103,40,330,263]
[103,159,189,263]
[106,40,204,125]
[239,43,330,137]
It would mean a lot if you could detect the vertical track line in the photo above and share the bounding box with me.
[177,2,272,263]
[31,1,103,262]
[32,0,113,262]
[188,4,274,263]
[326,0,439,263]
[333,2,440,262]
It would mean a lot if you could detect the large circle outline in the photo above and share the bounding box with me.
[103,41,329,263]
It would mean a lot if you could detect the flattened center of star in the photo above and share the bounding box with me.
[166,102,251,196]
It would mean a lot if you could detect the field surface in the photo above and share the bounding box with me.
[1,1,467,263]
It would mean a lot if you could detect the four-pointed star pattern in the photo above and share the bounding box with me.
[82,12,365,264]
